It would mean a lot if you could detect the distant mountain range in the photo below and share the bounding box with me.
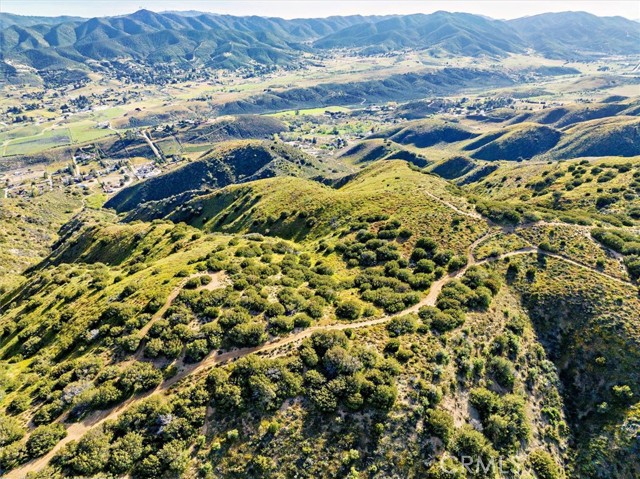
[1,10,638,77]
[508,12,640,59]
[0,12,86,29]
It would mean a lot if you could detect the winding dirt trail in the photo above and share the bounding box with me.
[133,271,228,359]
[422,190,483,220]
[5,230,489,479]
[6,230,636,478]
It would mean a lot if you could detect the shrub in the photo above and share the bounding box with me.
[8,395,30,414]
[425,409,454,446]
[119,362,163,392]
[185,339,209,363]
[0,416,25,447]
[264,302,286,318]
[100,303,136,326]
[229,322,267,346]
[411,247,430,261]
[27,423,67,457]
[293,313,312,328]
[108,432,145,474]
[488,357,516,390]
[451,426,498,479]
[0,441,25,470]
[369,384,397,410]
[469,387,501,418]
[415,237,437,251]
[415,259,435,273]
[432,311,464,333]
[269,316,295,334]
[529,450,563,479]
[336,300,362,320]
[63,428,111,475]
[386,314,418,337]
[448,255,467,272]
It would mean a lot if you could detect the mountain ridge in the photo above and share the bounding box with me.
[2,10,638,82]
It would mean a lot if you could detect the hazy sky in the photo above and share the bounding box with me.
[3,0,639,20]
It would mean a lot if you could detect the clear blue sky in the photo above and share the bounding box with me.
[3,0,639,20]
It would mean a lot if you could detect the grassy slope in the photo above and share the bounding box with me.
[164,160,487,254]
[0,190,83,294]
[464,156,640,226]
[104,140,334,213]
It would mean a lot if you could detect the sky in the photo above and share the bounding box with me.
[2,0,639,20]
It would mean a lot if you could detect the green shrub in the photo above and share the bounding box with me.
[488,357,516,390]
[336,300,362,320]
[185,339,209,363]
[8,395,31,415]
[62,428,111,475]
[425,409,454,445]
[0,416,25,446]
[27,423,67,457]
[529,450,563,479]
[451,426,498,479]
[386,314,418,337]
[229,322,267,346]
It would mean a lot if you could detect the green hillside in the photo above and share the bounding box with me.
[1,156,639,479]
[0,190,83,295]
[313,12,526,56]
[104,140,333,213]
[1,8,639,479]
[551,117,640,159]
[508,12,640,59]
[467,124,562,162]
[370,119,478,148]
[463,156,640,227]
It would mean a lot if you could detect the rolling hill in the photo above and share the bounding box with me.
[1,8,640,479]
[217,67,516,115]
[466,124,563,161]
[2,158,639,479]
[369,119,479,148]
[0,13,85,28]
[104,140,331,213]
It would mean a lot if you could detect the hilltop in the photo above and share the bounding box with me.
[104,140,335,213]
